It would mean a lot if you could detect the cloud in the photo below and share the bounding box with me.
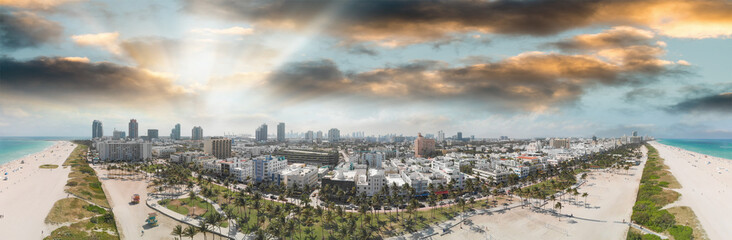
[346,44,378,56]
[71,32,121,54]
[667,92,732,114]
[267,46,685,112]
[191,26,254,36]
[547,26,656,52]
[182,0,732,46]
[623,87,666,102]
[0,56,190,106]
[0,10,63,50]
[0,0,83,10]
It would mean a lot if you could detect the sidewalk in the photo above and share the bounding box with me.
[146,193,252,240]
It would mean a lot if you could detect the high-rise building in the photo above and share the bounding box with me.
[316,131,323,141]
[255,123,268,142]
[632,131,638,137]
[204,137,232,159]
[414,133,436,158]
[277,122,285,142]
[253,155,287,183]
[128,119,139,139]
[171,123,181,140]
[96,140,151,161]
[328,128,340,142]
[305,131,314,141]
[437,130,445,142]
[92,120,103,139]
[192,126,203,140]
[457,132,463,141]
[147,129,159,140]
[549,138,570,149]
[112,130,126,140]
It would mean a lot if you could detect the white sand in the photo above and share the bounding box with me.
[95,167,207,240]
[0,141,76,239]
[650,141,732,240]
[437,146,648,240]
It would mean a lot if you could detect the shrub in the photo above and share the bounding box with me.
[668,225,693,240]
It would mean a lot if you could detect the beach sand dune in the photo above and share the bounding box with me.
[650,141,732,240]
[0,141,76,239]
[436,146,648,240]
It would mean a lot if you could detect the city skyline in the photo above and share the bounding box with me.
[1,0,731,138]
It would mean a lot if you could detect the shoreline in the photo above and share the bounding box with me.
[657,139,732,160]
[0,140,59,169]
[650,141,731,240]
[0,141,77,239]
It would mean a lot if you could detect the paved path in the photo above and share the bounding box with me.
[146,193,251,240]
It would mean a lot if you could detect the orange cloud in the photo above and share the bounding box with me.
[71,32,121,54]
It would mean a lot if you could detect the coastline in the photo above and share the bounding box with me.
[0,141,77,239]
[657,139,732,160]
[0,140,60,171]
[650,141,731,240]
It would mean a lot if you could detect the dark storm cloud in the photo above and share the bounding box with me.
[0,56,188,104]
[0,10,63,50]
[183,0,732,46]
[667,93,732,114]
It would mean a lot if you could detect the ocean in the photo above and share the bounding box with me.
[0,137,84,166]
[657,139,732,160]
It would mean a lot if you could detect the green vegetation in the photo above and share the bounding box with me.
[39,164,59,169]
[64,144,109,208]
[666,206,709,240]
[45,198,100,224]
[44,217,118,240]
[628,144,695,240]
[44,141,119,239]
[668,225,693,240]
[626,228,663,240]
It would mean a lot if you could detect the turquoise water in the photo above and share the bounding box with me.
[657,139,732,160]
[0,137,83,166]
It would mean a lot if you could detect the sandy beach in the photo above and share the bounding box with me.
[650,141,732,240]
[436,146,648,240]
[0,141,76,239]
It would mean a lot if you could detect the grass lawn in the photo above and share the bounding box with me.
[45,198,100,224]
[161,197,229,228]
[39,164,59,169]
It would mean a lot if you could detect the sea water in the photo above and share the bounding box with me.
[658,139,732,160]
[0,137,83,166]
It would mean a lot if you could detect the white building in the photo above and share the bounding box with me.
[253,155,288,183]
[356,168,386,196]
[281,164,318,188]
[97,140,151,161]
[170,152,214,163]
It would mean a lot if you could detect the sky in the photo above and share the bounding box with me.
[1,0,731,139]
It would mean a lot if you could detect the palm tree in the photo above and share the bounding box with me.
[554,202,563,221]
[198,220,211,240]
[582,192,589,207]
[184,225,198,240]
[171,224,184,240]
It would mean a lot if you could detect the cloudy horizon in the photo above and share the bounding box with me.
[1,0,731,138]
